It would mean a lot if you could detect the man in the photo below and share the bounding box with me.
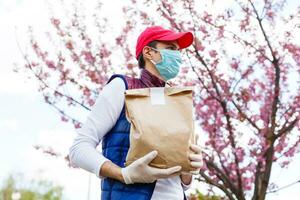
[69,26,203,200]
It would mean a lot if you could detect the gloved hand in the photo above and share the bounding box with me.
[121,150,182,184]
[187,143,203,174]
[181,143,203,175]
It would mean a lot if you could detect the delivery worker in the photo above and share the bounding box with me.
[69,26,203,200]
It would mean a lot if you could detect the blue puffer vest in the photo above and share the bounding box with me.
[101,74,157,200]
[101,72,187,200]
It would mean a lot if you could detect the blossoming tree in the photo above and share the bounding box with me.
[16,0,300,199]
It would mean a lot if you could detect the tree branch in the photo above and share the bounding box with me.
[248,0,277,60]
[231,99,261,132]
[15,31,91,111]
[197,171,236,200]
[267,179,300,194]
[206,160,241,199]
[276,116,299,139]
[193,46,245,197]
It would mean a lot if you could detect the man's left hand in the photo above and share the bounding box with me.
[187,143,203,175]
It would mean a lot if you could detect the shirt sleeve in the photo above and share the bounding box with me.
[68,77,126,179]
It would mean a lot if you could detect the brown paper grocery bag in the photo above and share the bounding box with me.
[124,86,197,172]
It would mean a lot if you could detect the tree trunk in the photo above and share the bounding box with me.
[252,143,275,200]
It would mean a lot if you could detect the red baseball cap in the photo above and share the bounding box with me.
[135,26,194,59]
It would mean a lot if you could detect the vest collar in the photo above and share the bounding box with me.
[140,68,166,87]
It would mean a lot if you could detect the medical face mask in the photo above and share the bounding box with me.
[150,48,183,81]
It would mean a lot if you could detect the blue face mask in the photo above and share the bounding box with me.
[150,48,183,81]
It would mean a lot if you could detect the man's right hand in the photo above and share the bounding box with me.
[121,150,182,184]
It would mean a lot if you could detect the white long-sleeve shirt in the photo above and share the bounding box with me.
[69,77,194,199]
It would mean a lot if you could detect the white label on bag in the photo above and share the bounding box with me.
[150,87,165,105]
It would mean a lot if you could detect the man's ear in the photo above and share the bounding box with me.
[142,46,153,60]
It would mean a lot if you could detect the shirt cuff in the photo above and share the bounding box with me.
[95,158,110,179]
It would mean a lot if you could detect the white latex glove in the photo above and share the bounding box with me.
[121,150,182,184]
[187,143,203,174]
[182,134,203,175]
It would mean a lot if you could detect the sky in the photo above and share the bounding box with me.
[0,0,299,200]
